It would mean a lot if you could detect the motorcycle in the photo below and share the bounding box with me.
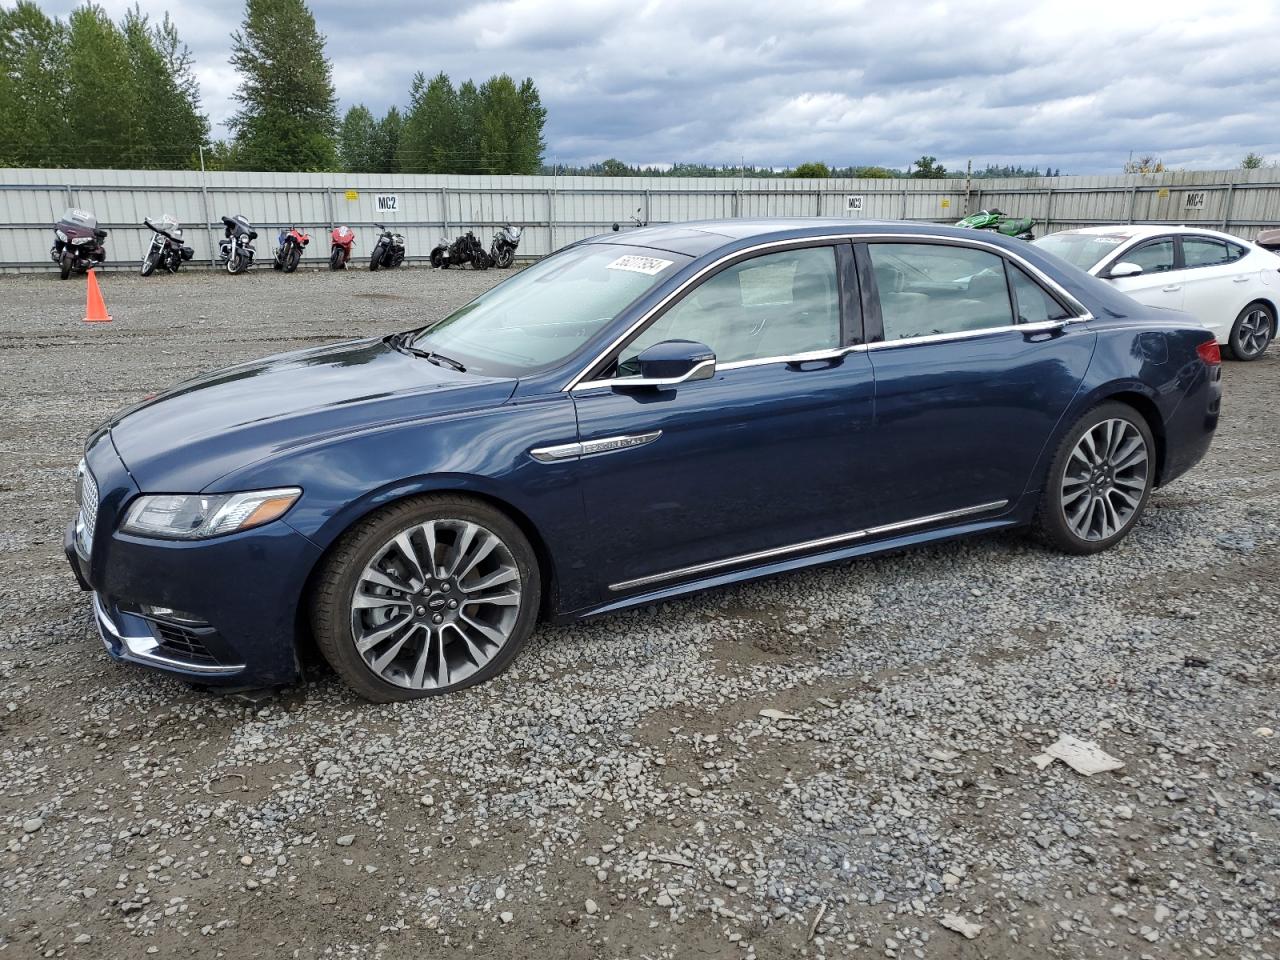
[369,224,406,270]
[329,225,356,270]
[430,230,490,270]
[272,226,311,273]
[955,208,1035,241]
[51,208,108,279]
[141,215,194,276]
[1257,228,1280,254]
[611,208,647,232]
[217,214,258,274]
[490,223,522,268]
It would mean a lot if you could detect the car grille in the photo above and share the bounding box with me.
[75,459,99,559]
[151,621,220,665]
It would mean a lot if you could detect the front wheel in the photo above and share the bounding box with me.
[230,251,250,275]
[369,248,381,271]
[1226,303,1274,361]
[430,248,445,268]
[140,248,159,277]
[495,246,514,268]
[472,252,489,271]
[284,245,302,273]
[60,252,73,280]
[1034,402,1154,555]
[330,246,344,270]
[310,495,541,702]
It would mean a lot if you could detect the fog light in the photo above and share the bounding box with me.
[140,604,205,625]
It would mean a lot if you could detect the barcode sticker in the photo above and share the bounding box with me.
[607,255,673,275]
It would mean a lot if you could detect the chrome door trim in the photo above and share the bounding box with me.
[865,318,1073,351]
[607,498,1010,592]
[531,430,662,463]
[561,231,1093,393]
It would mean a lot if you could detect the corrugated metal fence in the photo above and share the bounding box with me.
[2,166,1279,271]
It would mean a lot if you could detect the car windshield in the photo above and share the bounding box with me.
[410,243,688,377]
[1034,231,1134,271]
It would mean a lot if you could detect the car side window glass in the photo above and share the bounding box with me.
[867,243,1013,340]
[617,246,840,370]
[1225,242,1247,262]
[1123,239,1175,274]
[1009,264,1071,323]
[1183,237,1232,268]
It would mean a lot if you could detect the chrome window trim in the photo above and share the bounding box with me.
[562,231,1093,393]
[530,430,662,463]
[607,499,1009,592]
[867,318,1073,351]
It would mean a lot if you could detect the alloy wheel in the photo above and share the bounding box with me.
[1235,308,1272,358]
[1060,418,1149,541]
[350,519,522,690]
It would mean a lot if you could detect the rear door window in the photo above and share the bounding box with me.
[1182,236,1233,268]
[867,243,1014,340]
[1008,265,1071,323]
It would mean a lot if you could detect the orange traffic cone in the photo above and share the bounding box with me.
[83,268,112,324]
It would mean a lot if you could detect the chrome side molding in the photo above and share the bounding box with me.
[608,499,1010,592]
[531,430,663,463]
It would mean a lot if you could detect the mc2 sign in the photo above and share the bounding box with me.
[375,194,399,213]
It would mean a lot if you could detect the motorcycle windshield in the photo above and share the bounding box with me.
[57,208,97,231]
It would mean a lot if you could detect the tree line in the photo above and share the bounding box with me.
[0,0,547,175]
[552,157,1067,180]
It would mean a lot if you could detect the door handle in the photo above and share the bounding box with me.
[1161,285,1181,292]
[1232,276,1250,283]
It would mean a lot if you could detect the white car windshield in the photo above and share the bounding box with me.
[1034,232,1134,271]
[410,244,687,377]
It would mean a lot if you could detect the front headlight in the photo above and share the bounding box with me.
[120,488,301,540]
[72,236,93,245]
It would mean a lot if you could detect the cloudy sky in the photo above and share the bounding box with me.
[43,0,1280,172]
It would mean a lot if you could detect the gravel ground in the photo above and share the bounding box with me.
[0,265,1277,960]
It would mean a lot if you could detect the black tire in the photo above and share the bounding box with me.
[231,251,250,275]
[369,249,381,271]
[284,245,302,273]
[1226,302,1274,361]
[1033,401,1155,555]
[59,252,72,280]
[140,248,159,277]
[472,252,489,271]
[495,247,515,268]
[310,494,542,702]
[329,247,344,270]
[430,248,445,268]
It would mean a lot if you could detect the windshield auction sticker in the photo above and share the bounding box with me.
[607,255,673,275]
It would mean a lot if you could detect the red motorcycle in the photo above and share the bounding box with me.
[329,225,356,270]
[272,226,311,273]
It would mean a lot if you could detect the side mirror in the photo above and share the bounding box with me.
[1108,261,1143,278]
[617,340,716,388]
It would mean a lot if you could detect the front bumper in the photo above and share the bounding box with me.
[65,435,323,689]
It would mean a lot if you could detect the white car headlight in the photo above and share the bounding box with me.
[121,488,301,540]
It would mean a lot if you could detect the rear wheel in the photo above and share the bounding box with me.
[1034,402,1154,555]
[310,495,541,702]
[1227,303,1274,361]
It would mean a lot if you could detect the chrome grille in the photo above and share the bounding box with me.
[75,458,99,558]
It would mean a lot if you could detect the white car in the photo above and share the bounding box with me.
[1034,225,1278,360]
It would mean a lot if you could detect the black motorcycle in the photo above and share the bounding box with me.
[217,215,258,274]
[430,230,490,270]
[141,216,194,276]
[490,223,522,268]
[369,224,406,270]
[51,208,108,279]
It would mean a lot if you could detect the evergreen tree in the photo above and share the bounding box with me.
[66,4,137,168]
[338,104,378,172]
[121,6,208,168]
[0,1,69,166]
[476,74,546,174]
[399,71,460,173]
[374,106,402,173]
[454,79,481,174]
[228,0,338,171]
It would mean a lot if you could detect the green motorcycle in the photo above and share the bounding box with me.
[955,208,1035,241]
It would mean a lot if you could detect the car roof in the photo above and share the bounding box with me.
[1050,224,1249,243]
[578,218,1016,258]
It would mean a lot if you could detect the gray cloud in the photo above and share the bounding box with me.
[41,0,1280,172]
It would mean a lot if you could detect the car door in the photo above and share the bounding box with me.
[861,240,1097,525]
[1104,235,1184,311]
[567,242,877,595]
[1178,235,1250,338]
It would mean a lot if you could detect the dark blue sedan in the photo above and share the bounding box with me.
[66,220,1222,701]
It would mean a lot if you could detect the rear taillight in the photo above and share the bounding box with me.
[1196,339,1221,366]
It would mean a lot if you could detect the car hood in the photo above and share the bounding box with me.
[107,338,517,491]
